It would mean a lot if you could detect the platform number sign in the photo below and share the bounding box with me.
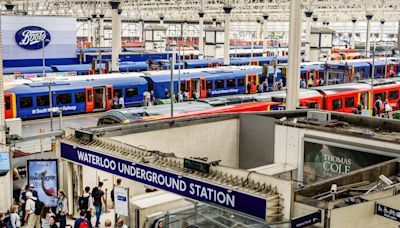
[15,26,51,50]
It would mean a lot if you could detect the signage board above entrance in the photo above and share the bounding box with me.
[61,142,267,220]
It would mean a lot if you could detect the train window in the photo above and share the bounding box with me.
[75,92,86,103]
[374,92,386,101]
[56,93,72,105]
[20,97,33,109]
[227,79,235,88]
[377,66,384,75]
[206,80,212,89]
[388,90,399,100]
[215,80,224,89]
[332,99,342,110]
[5,96,11,110]
[125,88,138,98]
[87,90,92,102]
[114,89,123,98]
[238,78,245,86]
[36,95,50,107]
[345,97,355,108]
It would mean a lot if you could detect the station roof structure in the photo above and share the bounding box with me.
[2,0,400,23]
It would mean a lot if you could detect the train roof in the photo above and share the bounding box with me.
[5,73,147,94]
[99,102,212,122]
[4,66,54,74]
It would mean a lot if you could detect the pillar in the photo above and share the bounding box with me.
[262,15,269,57]
[286,0,302,111]
[304,11,312,62]
[256,18,261,45]
[198,12,205,59]
[99,14,105,47]
[351,18,357,49]
[118,9,122,55]
[223,6,232,66]
[138,19,144,42]
[92,14,97,47]
[66,162,73,216]
[397,21,400,48]
[212,17,217,27]
[110,1,121,72]
[365,14,373,57]
[87,18,92,44]
[159,16,164,26]
[380,19,385,42]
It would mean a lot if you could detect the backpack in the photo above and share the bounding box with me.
[33,199,45,215]
[78,195,90,210]
[92,187,99,199]
[79,220,90,228]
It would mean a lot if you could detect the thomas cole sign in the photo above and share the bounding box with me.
[61,142,267,219]
[15,26,51,50]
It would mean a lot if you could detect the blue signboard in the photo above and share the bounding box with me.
[375,203,400,222]
[0,152,10,171]
[291,210,322,228]
[15,26,51,50]
[61,143,267,219]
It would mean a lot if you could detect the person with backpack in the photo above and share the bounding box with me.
[74,211,92,228]
[79,187,93,226]
[24,191,41,228]
[92,182,106,228]
[375,96,383,116]
[55,190,68,228]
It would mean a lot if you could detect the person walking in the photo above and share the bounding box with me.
[24,192,40,228]
[92,182,106,228]
[104,219,112,228]
[74,211,92,228]
[116,219,128,228]
[10,205,21,228]
[41,205,55,228]
[118,96,125,108]
[79,186,94,226]
[55,190,68,228]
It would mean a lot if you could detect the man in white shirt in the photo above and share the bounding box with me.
[24,191,40,228]
[143,91,151,106]
[119,96,125,108]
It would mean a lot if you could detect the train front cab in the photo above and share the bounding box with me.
[85,85,114,112]
[4,93,16,119]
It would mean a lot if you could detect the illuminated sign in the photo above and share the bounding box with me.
[15,26,51,50]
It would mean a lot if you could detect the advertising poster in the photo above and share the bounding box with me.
[303,141,393,184]
[114,186,129,216]
[0,152,10,171]
[27,160,58,207]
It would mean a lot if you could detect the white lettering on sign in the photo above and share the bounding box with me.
[32,106,77,114]
[322,154,351,176]
[76,150,236,207]
[19,30,46,46]
[211,88,239,95]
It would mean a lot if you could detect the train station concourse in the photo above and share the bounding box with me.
[1,0,400,228]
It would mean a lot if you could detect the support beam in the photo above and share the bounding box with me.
[351,18,357,49]
[365,14,373,57]
[139,19,144,42]
[118,9,122,55]
[262,15,269,57]
[212,17,217,27]
[92,14,97,47]
[198,12,205,59]
[304,11,313,62]
[398,21,400,48]
[99,14,105,47]
[223,6,232,66]
[110,1,121,72]
[159,15,164,26]
[256,18,261,46]
[380,20,385,42]
[87,18,92,44]
[286,0,302,110]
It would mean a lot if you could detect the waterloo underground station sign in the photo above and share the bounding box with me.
[15,26,51,50]
[61,142,268,220]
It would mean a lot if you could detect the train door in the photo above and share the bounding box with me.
[246,74,258,93]
[94,87,106,110]
[185,79,192,99]
[359,91,369,110]
[105,85,113,110]
[4,94,15,119]
[199,78,206,98]
[85,87,94,112]
[305,69,310,88]
[314,69,319,86]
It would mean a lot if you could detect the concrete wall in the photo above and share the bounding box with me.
[330,194,400,228]
[239,114,275,169]
[111,119,240,168]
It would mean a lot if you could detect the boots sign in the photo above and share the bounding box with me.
[15,26,51,50]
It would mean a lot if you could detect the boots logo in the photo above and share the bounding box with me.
[15,26,51,50]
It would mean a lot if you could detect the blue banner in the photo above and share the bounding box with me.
[61,143,267,219]
[291,210,321,228]
[27,160,58,207]
[0,152,10,171]
[376,203,400,222]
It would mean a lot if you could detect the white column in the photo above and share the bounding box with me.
[87,18,92,44]
[223,6,232,65]
[256,19,261,45]
[0,15,12,213]
[365,14,373,57]
[110,1,120,72]
[138,19,143,42]
[118,9,122,55]
[304,11,313,62]
[159,16,164,26]
[92,14,97,47]
[262,15,269,57]
[351,19,357,49]
[212,17,217,27]
[397,21,400,48]
[66,162,73,216]
[99,15,105,47]
[286,0,302,110]
[198,12,205,59]
[380,20,385,42]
